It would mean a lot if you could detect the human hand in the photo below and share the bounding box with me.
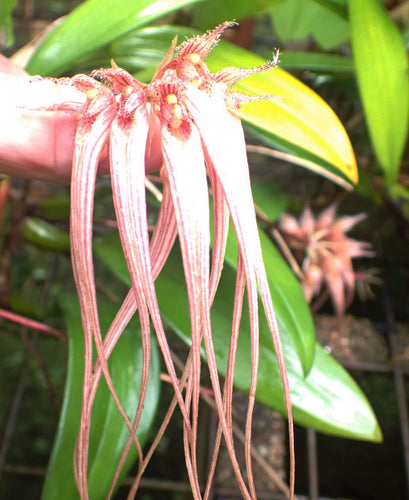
[0,55,110,183]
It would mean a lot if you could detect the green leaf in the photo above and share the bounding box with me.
[354,165,383,206]
[206,41,359,185]
[310,0,348,19]
[23,217,70,253]
[26,0,202,76]
[42,294,161,500]
[92,231,381,441]
[348,0,409,186]
[154,245,382,441]
[68,25,193,77]
[191,0,283,30]
[0,0,17,28]
[271,0,349,50]
[251,180,290,221]
[260,229,316,375]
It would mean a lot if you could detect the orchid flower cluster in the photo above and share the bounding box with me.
[9,22,294,499]
[278,203,374,324]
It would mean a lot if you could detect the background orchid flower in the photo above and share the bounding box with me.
[279,203,374,325]
[0,24,295,499]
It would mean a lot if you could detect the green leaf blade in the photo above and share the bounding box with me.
[348,0,409,185]
[271,0,349,50]
[207,41,359,185]
[251,180,290,221]
[0,0,18,28]
[291,344,381,441]
[23,217,70,253]
[26,0,201,76]
[191,0,282,30]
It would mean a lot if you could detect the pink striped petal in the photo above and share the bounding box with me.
[109,103,195,489]
[160,123,210,496]
[70,87,117,498]
[186,85,295,498]
[208,167,230,304]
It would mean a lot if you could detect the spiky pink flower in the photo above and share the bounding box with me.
[1,23,294,499]
[279,203,374,323]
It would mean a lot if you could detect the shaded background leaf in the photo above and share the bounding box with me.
[271,0,349,50]
[22,217,70,253]
[191,0,283,30]
[0,0,18,28]
[278,51,353,73]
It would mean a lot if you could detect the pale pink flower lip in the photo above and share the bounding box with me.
[1,24,295,499]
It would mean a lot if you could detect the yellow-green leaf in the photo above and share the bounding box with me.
[207,41,358,185]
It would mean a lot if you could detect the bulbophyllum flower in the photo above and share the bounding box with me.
[1,23,294,499]
[278,203,374,324]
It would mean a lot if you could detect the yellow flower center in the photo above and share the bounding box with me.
[166,93,183,129]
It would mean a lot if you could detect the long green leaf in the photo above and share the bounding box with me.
[68,25,193,76]
[42,294,161,500]
[26,0,201,76]
[310,0,348,19]
[94,232,381,441]
[23,217,70,253]
[348,0,409,186]
[260,227,316,374]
